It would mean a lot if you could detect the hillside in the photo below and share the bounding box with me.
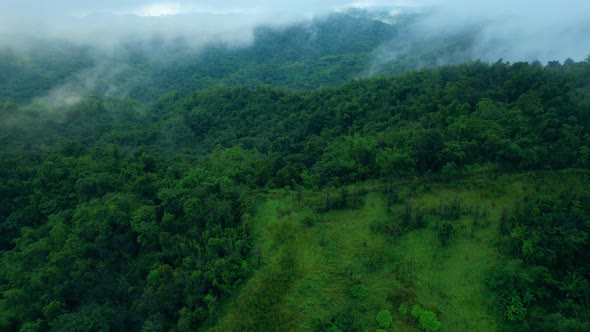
[1,58,590,331]
[214,170,590,331]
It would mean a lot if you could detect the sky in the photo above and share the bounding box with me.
[0,1,588,61]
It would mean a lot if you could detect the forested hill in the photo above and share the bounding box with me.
[146,58,590,178]
[1,58,590,331]
[151,12,400,94]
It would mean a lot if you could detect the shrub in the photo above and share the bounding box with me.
[411,304,441,332]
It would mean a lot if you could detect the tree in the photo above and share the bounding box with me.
[413,129,444,173]
[376,309,393,328]
[313,135,378,186]
[131,205,160,249]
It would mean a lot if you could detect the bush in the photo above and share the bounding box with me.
[411,304,441,332]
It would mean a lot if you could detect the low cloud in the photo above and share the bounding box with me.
[367,0,590,76]
[0,1,398,50]
[34,62,141,107]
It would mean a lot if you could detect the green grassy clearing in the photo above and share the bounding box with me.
[213,171,586,331]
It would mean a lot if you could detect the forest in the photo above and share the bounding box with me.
[1,8,590,332]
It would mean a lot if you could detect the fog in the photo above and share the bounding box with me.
[1,1,588,106]
[424,0,590,62]
[360,0,590,75]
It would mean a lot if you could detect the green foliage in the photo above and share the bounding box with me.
[0,106,255,330]
[506,291,527,321]
[399,303,410,318]
[487,178,590,330]
[376,309,393,328]
[313,135,379,187]
[411,304,441,332]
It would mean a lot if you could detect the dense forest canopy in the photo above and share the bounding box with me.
[2,57,590,331]
[1,4,590,332]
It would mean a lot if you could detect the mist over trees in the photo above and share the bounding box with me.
[2,5,589,105]
[1,12,403,104]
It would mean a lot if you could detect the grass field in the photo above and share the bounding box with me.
[213,171,586,331]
